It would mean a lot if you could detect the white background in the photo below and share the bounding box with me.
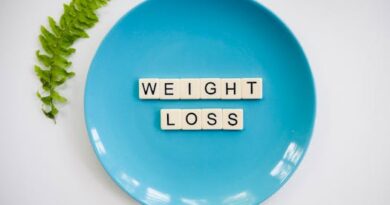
[0,0,389,204]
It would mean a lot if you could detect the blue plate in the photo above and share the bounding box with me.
[84,0,316,204]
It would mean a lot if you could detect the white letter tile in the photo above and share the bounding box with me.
[222,109,243,130]
[139,78,160,99]
[161,109,182,130]
[180,79,201,99]
[200,78,221,99]
[202,109,223,130]
[182,109,202,130]
[221,78,242,99]
[241,78,262,99]
[160,79,180,100]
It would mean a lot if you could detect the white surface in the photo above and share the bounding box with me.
[0,0,389,204]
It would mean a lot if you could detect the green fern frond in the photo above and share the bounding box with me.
[35,0,109,122]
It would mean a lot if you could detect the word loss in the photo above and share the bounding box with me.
[139,78,262,100]
[161,109,243,130]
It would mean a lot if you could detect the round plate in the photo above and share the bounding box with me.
[84,0,316,204]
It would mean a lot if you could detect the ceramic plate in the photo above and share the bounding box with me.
[85,0,316,204]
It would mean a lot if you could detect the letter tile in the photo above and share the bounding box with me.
[160,79,180,99]
[161,109,182,130]
[202,109,223,130]
[139,78,160,99]
[222,109,243,130]
[241,78,262,99]
[182,109,202,130]
[180,79,201,99]
[221,78,242,99]
[200,78,221,99]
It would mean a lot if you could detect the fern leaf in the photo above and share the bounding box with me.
[35,0,110,122]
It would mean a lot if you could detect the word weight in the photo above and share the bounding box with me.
[139,78,262,100]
